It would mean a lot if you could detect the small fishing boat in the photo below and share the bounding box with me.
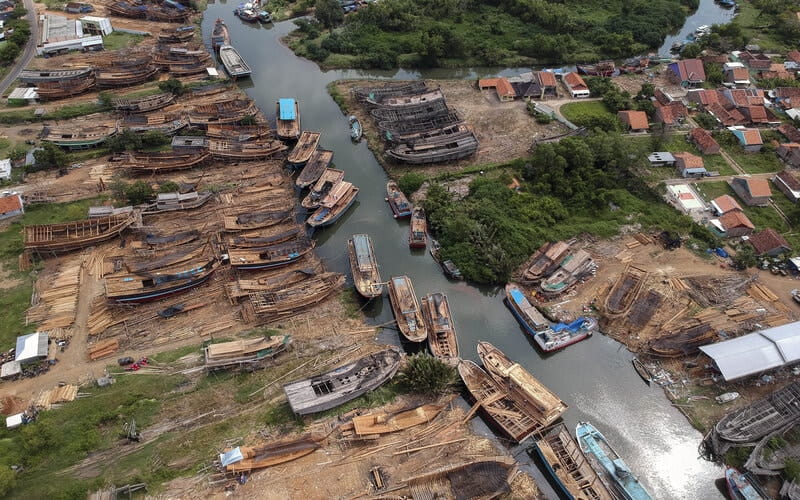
[221,434,323,472]
[301,168,344,210]
[258,10,272,22]
[204,334,292,371]
[348,234,383,299]
[349,403,444,436]
[349,115,362,141]
[295,149,333,188]
[576,422,653,500]
[388,275,427,343]
[632,357,654,386]
[421,292,459,362]
[408,207,427,249]
[386,181,412,218]
[306,181,359,228]
[234,3,259,22]
[105,259,218,303]
[276,98,301,141]
[725,467,767,500]
[219,44,252,78]
[283,347,403,415]
[211,18,230,51]
[716,392,740,405]
[287,130,321,167]
[430,239,463,280]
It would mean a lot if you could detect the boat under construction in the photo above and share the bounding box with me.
[408,207,427,248]
[112,93,174,114]
[42,123,119,149]
[529,423,615,500]
[157,25,195,43]
[211,18,230,50]
[306,181,358,228]
[301,168,344,209]
[123,150,210,173]
[347,403,444,436]
[387,133,478,165]
[227,236,315,270]
[421,292,459,363]
[19,67,94,83]
[104,258,218,304]
[287,130,321,166]
[378,88,444,108]
[224,225,305,249]
[219,44,252,78]
[208,139,287,160]
[143,191,213,214]
[206,124,272,141]
[388,275,427,343]
[246,272,344,317]
[223,208,293,232]
[283,346,403,415]
[371,99,449,122]
[604,264,648,316]
[522,241,572,283]
[347,234,383,299]
[386,457,518,499]
[35,77,97,100]
[24,213,136,256]
[478,342,567,428]
[386,122,471,146]
[276,98,301,140]
[379,110,462,136]
[295,150,333,188]
[353,80,428,105]
[95,64,159,88]
[189,98,257,125]
[204,334,292,372]
[221,434,324,473]
[539,249,596,298]
[122,115,187,136]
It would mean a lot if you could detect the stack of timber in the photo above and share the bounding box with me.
[388,275,427,343]
[248,272,344,317]
[347,403,444,436]
[143,191,213,214]
[208,139,287,160]
[95,63,159,88]
[122,114,187,135]
[227,235,315,270]
[287,131,321,167]
[530,423,615,500]
[204,334,292,371]
[422,292,459,363]
[221,435,324,473]
[603,265,648,317]
[306,181,359,228]
[104,258,218,303]
[223,208,294,232]
[347,234,383,299]
[206,124,272,141]
[157,25,195,43]
[189,98,258,126]
[87,338,119,360]
[383,457,516,500]
[295,149,333,188]
[521,241,571,283]
[301,168,344,210]
[26,260,82,335]
[42,123,119,149]
[112,93,174,114]
[123,150,209,173]
[24,213,135,255]
[283,346,403,415]
[352,80,428,105]
[34,384,79,409]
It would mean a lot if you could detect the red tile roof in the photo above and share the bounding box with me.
[617,110,649,130]
[778,124,800,142]
[761,70,793,80]
[789,50,800,64]
[743,177,771,196]
[775,170,800,191]
[535,71,557,88]
[478,78,516,98]
[776,87,800,99]
[706,102,745,125]
[712,194,742,214]
[749,228,791,255]
[720,210,755,230]
[690,89,721,106]
[744,106,769,123]
[654,88,671,105]
[688,128,720,154]
[564,72,588,91]
[741,129,764,146]
[671,59,706,81]
[674,151,704,168]
[728,67,751,82]
[0,194,22,215]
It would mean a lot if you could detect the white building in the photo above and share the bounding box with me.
[0,159,10,180]
[15,332,49,364]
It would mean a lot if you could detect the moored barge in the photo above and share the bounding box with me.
[347,234,383,299]
[388,275,427,343]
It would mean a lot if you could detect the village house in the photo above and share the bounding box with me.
[686,89,721,108]
[749,228,792,256]
[773,170,800,203]
[759,63,793,81]
[717,210,755,238]
[771,87,800,110]
[737,50,773,70]
[688,128,720,154]
[0,158,10,181]
[729,127,763,152]
[778,123,800,142]
[788,50,800,65]
[0,193,24,221]
[723,63,751,88]
[666,184,706,214]
[478,78,515,102]
[778,143,800,168]
[667,59,706,87]
[563,72,589,98]
[673,152,707,178]
[654,101,688,127]
[648,152,675,167]
[617,110,649,132]
[710,194,742,216]
[731,177,772,206]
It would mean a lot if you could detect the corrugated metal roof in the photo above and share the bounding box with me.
[353,234,373,272]
[278,98,296,120]
[15,332,48,363]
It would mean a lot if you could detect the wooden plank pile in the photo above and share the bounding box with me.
[26,260,83,336]
[35,384,78,409]
[88,339,119,360]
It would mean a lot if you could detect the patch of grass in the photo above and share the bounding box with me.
[0,102,108,125]
[326,82,349,114]
[340,289,361,319]
[725,146,783,174]
[560,101,615,126]
[150,344,201,364]
[313,381,405,420]
[102,32,146,51]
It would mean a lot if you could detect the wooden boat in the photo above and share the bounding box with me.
[458,360,541,442]
[206,124,272,141]
[387,275,427,343]
[167,62,209,76]
[153,46,211,67]
[576,422,652,500]
[386,123,469,145]
[204,334,292,371]
[225,225,305,249]
[522,241,571,283]
[349,115,362,141]
[123,116,187,136]
[604,265,647,316]
[95,65,159,88]
[477,342,567,427]
[222,435,323,473]
[105,258,218,303]
[223,209,293,231]
[530,423,615,500]
[408,207,427,248]
[287,131,321,167]
[422,293,459,362]
[112,93,174,114]
[247,272,344,316]
[576,61,616,77]
[301,168,344,210]
[157,25,195,43]
[349,403,444,436]
[504,282,549,334]
[211,18,230,51]
[387,133,478,164]
[276,98,301,140]
[370,99,449,122]
[228,236,315,271]
[353,81,428,104]
[36,77,96,100]
[379,110,462,135]
[123,150,209,173]
[632,357,654,386]
[725,467,768,500]
[295,149,333,188]
[142,191,213,214]
[396,128,475,149]
[139,230,199,250]
[19,67,94,83]
[392,457,517,499]
[105,242,207,275]
[715,381,800,444]
[219,44,252,78]
[24,213,135,255]
[379,88,444,108]
[386,181,412,218]
[430,239,463,280]
[347,234,383,299]
[306,181,358,228]
[191,82,232,97]
[208,139,287,160]
[283,346,403,415]
[42,123,118,149]
[189,98,257,125]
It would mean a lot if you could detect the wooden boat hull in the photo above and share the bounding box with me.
[247,272,343,317]
[422,293,459,362]
[224,436,322,472]
[348,234,383,299]
[228,237,315,271]
[388,275,427,343]
[349,115,362,141]
[386,181,412,218]
[408,207,427,248]
[351,403,444,435]
[211,19,230,50]
[353,81,428,104]
[371,99,449,122]
[107,265,216,304]
[287,130,321,166]
[276,99,301,140]
[24,213,135,254]
[387,134,478,165]
[306,186,358,228]
[295,149,333,188]
[632,357,653,386]
[301,169,344,210]
[219,44,252,78]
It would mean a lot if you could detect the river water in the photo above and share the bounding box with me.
[203,4,726,498]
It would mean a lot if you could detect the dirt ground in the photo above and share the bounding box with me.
[612,67,689,98]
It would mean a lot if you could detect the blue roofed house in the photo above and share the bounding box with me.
[730,127,763,152]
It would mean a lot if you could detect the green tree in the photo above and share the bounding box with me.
[157,78,185,96]
[315,0,343,32]
[398,172,426,196]
[0,43,20,65]
[732,244,757,270]
[158,181,180,193]
[0,467,15,496]
[33,142,68,171]
[396,354,458,395]
[124,181,154,205]
[8,144,28,161]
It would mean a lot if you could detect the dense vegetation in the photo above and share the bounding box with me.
[397,354,458,395]
[290,0,698,68]
[0,7,31,70]
[423,131,711,283]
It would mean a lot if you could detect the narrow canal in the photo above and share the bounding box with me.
[202,4,726,497]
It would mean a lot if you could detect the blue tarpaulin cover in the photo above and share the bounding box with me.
[219,447,244,466]
[279,98,296,120]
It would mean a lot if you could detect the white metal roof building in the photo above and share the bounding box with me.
[14,332,48,364]
[700,321,800,381]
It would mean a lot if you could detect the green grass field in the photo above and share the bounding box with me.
[560,101,615,125]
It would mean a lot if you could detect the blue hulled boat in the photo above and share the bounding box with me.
[349,115,362,141]
[725,467,768,500]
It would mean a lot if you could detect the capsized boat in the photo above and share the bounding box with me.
[283,347,403,415]
[349,115,362,141]
[386,180,412,218]
[211,18,230,50]
[388,275,427,343]
[301,168,344,210]
[576,422,653,500]
[276,98,301,140]
[349,403,444,436]
[221,434,323,473]
[348,234,383,299]
[408,207,427,249]
[421,292,459,362]
[219,44,252,78]
[306,181,358,228]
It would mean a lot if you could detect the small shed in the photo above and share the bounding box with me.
[5,413,23,429]
[7,87,39,104]
[15,332,49,364]
[0,360,21,379]
[563,72,590,98]
[79,16,113,36]
[0,158,10,180]
[648,152,675,167]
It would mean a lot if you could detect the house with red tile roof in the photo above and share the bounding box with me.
[739,51,772,70]
[667,59,705,87]
[724,66,751,87]
[730,127,763,152]
[563,72,589,98]
[617,110,649,132]
[710,194,742,215]
[478,78,516,102]
[654,88,673,106]
[673,152,706,178]
[722,88,766,108]
[0,193,24,221]
[654,101,688,127]
[778,123,800,142]
[774,170,800,203]
[686,89,721,108]
[777,143,800,168]
[788,50,800,64]
[731,177,772,206]
[706,102,746,126]
[772,87,800,109]
[740,105,778,125]
[749,228,792,256]
[718,210,755,237]
[688,128,720,154]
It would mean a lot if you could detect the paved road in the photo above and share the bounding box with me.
[0,0,38,96]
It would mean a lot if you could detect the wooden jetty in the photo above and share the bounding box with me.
[348,403,444,436]
[421,292,459,363]
[604,265,648,316]
[388,275,427,343]
[42,123,118,149]
[123,150,209,173]
[208,139,287,160]
[204,334,292,371]
[301,168,344,210]
[24,213,134,256]
[276,98,301,140]
[371,99,449,122]
[105,258,218,303]
[408,207,427,248]
[223,209,293,231]
[306,181,358,228]
[387,133,478,165]
[112,93,174,114]
[353,81,428,104]
[477,341,567,428]
[287,130,321,166]
[378,88,444,108]
[248,272,344,317]
[379,111,462,135]
[347,233,383,299]
[283,346,403,415]
[157,25,195,43]
[295,149,333,188]
[219,44,252,78]
[222,435,323,473]
[228,236,315,270]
